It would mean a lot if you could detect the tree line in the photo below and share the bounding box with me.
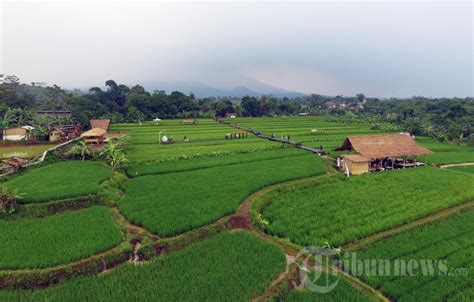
[0,75,473,145]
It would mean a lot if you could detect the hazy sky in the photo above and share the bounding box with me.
[1,0,473,97]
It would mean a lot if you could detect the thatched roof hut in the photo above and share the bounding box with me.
[81,128,107,144]
[336,134,433,175]
[335,133,432,159]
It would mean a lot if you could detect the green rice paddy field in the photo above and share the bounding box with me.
[0,116,472,301]
[0,231,286,301]
[229,116,474,164]
[348,208,474,301]
[1,161,111,203]
[0,206,123,269]
[261,167,474,247]
[120,150,326,236]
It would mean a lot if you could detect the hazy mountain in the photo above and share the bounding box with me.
[142,78,306,98]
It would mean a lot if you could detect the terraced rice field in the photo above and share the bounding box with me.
[285,273,372,302]
[110,119,275,162]
[228,117,474,164]
[262,167,474,246]
[1,161,111,203]
[0,206,123,269]
[120,151,326,236]
[125,146,295,177]
[347,209,474,301]
[0,231,286,301]
[446,165,474,174]
[1,116,472,301]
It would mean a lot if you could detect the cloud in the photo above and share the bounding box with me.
[1,1,472,97]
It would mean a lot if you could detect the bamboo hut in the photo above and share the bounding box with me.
[336,133,432,175]
[81,128,107,144]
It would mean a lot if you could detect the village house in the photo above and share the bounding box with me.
[36,110,72,118]
[335,133,432,175]
[49,124,82,142]
[225,113,237,119]
[2,126,35,141]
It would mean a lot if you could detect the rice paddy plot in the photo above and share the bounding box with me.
[446,165,474,174]
[0,231,286,302]
[230,116,473,164]
[126,147,301,177]
[347,209,474,302]
[262,167,474,247]
[284,272,372,302]
[120,152,326,237]
[1,161,111,204]
[111,119,275,162]
[0,206,123,269]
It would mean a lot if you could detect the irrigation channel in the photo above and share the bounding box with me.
[220,120,327,156]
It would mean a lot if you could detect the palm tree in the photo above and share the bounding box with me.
[70,141,92,160]
[99,141,128,172]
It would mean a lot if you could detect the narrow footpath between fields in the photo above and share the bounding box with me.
[220,120,327,156]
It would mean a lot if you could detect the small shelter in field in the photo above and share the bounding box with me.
[335,133,432,175]
[81,128,107,144]
[90,119,110,131]
[225,113,237,119]
[2,127,29,141]
[181,119,198,125]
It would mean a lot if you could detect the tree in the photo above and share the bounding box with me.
[127,106,145,124]
[69,141,92,160]
[99,141,128,172]
[241,96,260,117]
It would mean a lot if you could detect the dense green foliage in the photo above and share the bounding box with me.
[120,152,326,236]
[349,209,474,301]
[0,206,123,269]
[262,168,474,246]
[1,161,111,203]
[0,231,286,301]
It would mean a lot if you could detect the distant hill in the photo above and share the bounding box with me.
[141,79,306,98]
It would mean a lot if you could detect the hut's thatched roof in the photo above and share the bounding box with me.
[81,128,107,138]
[342,154,369,162]
[336,134,432,159]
